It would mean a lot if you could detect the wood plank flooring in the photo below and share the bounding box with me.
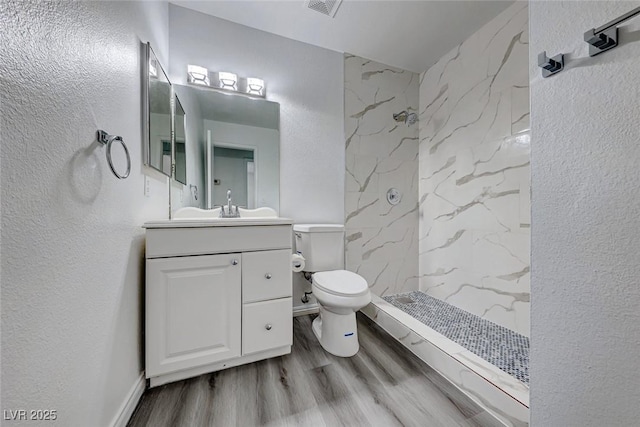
[128,313,502,427]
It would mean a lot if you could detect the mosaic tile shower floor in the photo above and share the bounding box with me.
[383,291,529,385]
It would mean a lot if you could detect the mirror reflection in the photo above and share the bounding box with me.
[146,46,172,177]
[174,95,186,185]
[172,84,280,213]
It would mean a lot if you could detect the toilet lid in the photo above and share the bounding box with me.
[313,270,369,297]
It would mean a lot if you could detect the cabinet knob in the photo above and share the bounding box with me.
[265,324,272,331]
[231,259,239,266]
[265,273,272,279]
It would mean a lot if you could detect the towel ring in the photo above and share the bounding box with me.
[97,130,131,179]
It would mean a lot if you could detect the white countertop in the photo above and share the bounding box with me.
[143,217,294,229]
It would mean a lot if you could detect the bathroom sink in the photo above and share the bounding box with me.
[173,206,278,220]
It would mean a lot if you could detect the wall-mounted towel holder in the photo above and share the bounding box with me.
[538,6,640,78]
[97,130,131,180]
[584,6,640,56]
[538,51,564,78]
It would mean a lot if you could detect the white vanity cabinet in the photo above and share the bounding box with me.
[144,219,293,387]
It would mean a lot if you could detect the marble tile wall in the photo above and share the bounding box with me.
[344,54,419,297]
[418,2,530,336]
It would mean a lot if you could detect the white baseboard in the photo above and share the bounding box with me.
[110,372,146,427]
[293,304,319,317]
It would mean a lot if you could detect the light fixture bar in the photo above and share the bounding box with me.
[186,66,266,98]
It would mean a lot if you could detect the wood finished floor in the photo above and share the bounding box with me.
[128,314,502,427]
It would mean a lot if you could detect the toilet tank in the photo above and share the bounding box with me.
[293,224,345,272]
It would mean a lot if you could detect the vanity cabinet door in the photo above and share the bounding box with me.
[146,254,241,378]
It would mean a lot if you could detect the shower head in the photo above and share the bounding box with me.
[393,110,418,126]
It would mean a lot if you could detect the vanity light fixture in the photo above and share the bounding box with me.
[218,72,238,91]
[246,77,265,96]
[187,65,210,86]
[186,66,267,98]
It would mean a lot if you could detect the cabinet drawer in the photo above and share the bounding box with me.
[145,225,292,258]
[242,249,292,303]
[242,298,292,355]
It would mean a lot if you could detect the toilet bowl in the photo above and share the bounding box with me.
[293,224,371,357]
[311,270,371,357]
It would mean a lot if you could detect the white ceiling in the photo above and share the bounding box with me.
[170,0,514,73]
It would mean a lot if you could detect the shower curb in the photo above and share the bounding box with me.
[361,295,529,427]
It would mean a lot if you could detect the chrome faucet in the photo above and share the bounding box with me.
[220,189,240,218]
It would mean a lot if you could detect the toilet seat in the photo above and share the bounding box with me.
[313,270,368,297]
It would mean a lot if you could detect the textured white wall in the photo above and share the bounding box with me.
[530,1,640,425]
[168,4,345,223]
[1,1,169,425]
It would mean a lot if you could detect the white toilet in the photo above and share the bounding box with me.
[294,224,371,357]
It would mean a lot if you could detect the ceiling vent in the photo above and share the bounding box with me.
[304,0,343,18]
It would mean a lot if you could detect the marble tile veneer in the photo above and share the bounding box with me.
[344,54,420,297]
[362,295,529,427]
[418,2,530,336]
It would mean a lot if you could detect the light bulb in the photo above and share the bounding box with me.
[218,72,237,91]
[246,77,264,96]
[187,65,210,86]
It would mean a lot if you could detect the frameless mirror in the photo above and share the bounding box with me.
[143,43,172,177]
[173,94,187,185]
[171,84,280,213]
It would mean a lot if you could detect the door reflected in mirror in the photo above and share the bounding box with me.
[171,84,279,214]
[213,147,255,209]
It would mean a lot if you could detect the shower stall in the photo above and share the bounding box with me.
[344,2,530,426]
